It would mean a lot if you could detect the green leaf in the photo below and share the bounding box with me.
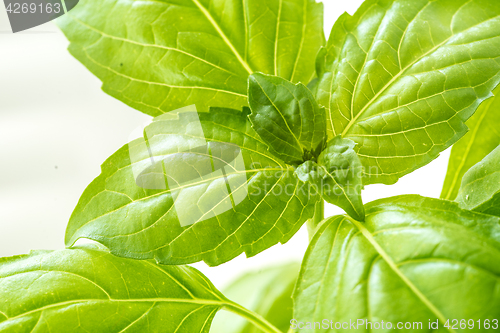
[316,0,500,185]
[210,263,299,333]
[0,245,249,333]
[317,137,365,221]
[441,86,500,200]
[293,195,500,331]
[456,145,500,217]
[294,161,325,185]
[57,0,325,117]
[293,137,365,221]
[248,73,326,164]
[65,107,319,266]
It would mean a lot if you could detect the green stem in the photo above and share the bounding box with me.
[307,200,324,240]
[224,302,282,333]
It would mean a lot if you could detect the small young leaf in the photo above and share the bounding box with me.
[248,73,326,164]
[211,263,299,333]
[66,108,319,266]
[0,245,229,333]
[441,86,500,200]
[456,145,500,217]
[317,0,500,185]
[294,195,500,329]
[57,0,325,116]
[317,137,365,221]
[294,161,325,186]
[293,138,365,221]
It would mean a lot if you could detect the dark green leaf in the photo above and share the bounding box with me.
[57,0,325,116]
[211,263,299,333]
[317,137,364,221]
[248,73,326,164]
[294,195,500,331]
[457,145,500,217]
[0,245,228,333]
[65,108,319,266]
[316,0,500,185]
[441,86,500,200]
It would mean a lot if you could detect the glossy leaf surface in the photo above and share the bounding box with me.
[211,263,299,333]
[57,0,324,116]
[248,73,326,164]
[0,245,229,333]
[316,0,500,185]
[65,108,319,266]
[317,137,364,221]
[457,145,500,217]
[441,86,500,200]
[294,195,500,331]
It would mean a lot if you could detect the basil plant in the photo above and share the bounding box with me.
[2,0,500,332]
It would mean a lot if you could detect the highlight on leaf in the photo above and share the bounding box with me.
[315,0,500,185]
[293,195,500,330]
[441,85,500,201]
[65,106,320,266]
[0,245,281,333]
[57,0,325,116]
[456,145,500,217]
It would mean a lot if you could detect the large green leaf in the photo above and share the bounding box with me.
[294,195,500,331]
[65,107,319,266]
[316,0,500,185]
[441,86,500,200]
[0,245,253,333]
[211,263,299,333]
[456,145,500,217]
[57,0,324,116]
[248,73,326,164]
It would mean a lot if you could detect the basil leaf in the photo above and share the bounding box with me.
[317,137,364,221]
[65,108,319,266]
[57,0,325,116]
[317,0,500,185]
[0,245,229,333]
[295,161,324,185]
[293,195,500,331]
[457,145,500,217]
[442,86,500,200]
[211,263,299,333]
[248,73,326,164]
[294,137,364,221]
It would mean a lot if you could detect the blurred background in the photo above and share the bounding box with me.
[0,0,450,292]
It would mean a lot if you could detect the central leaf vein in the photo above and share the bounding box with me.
[348,218,456,333]
[190,0,254,75]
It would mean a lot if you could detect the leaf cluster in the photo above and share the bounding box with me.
[2,0,500,332]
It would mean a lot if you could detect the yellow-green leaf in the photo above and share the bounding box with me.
[294,195,500,331]
[441,86,500,200]
[57,0,325,116]
[317,0,500,185]
[456,145,500,217]
[65,108,319,266]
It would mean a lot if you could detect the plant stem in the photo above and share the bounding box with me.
[224,302,283,333]
[307,200,324,240]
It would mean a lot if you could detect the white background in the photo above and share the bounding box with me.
[0,0,450,289]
